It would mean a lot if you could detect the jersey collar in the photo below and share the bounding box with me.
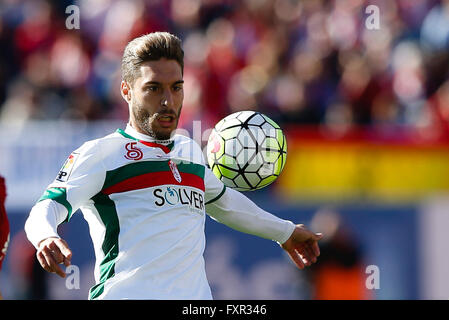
[117,124,175,154]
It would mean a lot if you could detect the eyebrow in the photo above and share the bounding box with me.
[142,80,184,86]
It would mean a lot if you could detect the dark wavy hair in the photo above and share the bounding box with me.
[121,32,184,85]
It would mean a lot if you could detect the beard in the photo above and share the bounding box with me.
[131,101,181,140]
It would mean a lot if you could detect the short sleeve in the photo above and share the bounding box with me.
[38,140,106,222]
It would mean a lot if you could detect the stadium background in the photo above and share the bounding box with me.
[0,0,449,299]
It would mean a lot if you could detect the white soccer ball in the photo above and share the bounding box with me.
[206,111,287,191]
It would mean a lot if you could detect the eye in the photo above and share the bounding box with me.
[146,85,159,92]
[173,85,183,92]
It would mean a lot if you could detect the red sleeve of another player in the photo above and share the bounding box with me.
[0,176,10,270]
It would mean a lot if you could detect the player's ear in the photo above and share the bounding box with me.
[121,81,132,103]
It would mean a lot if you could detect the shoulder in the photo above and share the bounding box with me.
[65,131,126,172]
[48,131,126,186]
[74,131,124,156]
[173,134,200,147]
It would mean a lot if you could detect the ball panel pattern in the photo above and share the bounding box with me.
[207,111,287,191]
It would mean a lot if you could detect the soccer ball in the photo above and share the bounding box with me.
[206,111,287,191]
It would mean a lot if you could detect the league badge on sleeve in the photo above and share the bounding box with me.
[56,152,80,182]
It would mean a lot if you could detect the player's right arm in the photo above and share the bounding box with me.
[25,200,73,278]
[24,140,106,278]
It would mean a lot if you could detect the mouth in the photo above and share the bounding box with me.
[157,114,176,128]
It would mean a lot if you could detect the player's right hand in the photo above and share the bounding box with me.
[36,237,72,278]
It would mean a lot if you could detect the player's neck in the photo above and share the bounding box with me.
[125,123,174,146]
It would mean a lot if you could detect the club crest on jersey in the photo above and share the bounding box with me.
[56,152,79,182]
[124,142,143,161]
[168,160,182,183]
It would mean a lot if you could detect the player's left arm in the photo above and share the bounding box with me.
[280,223,322,269]
[205,182,323,269]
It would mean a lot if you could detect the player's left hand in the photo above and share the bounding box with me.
[281,224,323,269]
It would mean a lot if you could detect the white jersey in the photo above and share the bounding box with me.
[25,124,295,300]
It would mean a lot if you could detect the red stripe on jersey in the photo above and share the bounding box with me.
[102,171,205,195]
[138,140,171,154]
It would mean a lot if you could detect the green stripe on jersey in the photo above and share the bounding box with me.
[116,128,175,151]
[205,184,227,205]
[38,187,73,222]
[88,157,204,298]
[103,160,205,191]
[116,128,137,141]
[89,192,120,300]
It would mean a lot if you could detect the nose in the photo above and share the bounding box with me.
[161,89,174,108]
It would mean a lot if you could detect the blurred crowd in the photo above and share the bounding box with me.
[0,0,448,137]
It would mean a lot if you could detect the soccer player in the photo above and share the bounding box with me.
[24,32,323,300]
[0,175,10,300]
